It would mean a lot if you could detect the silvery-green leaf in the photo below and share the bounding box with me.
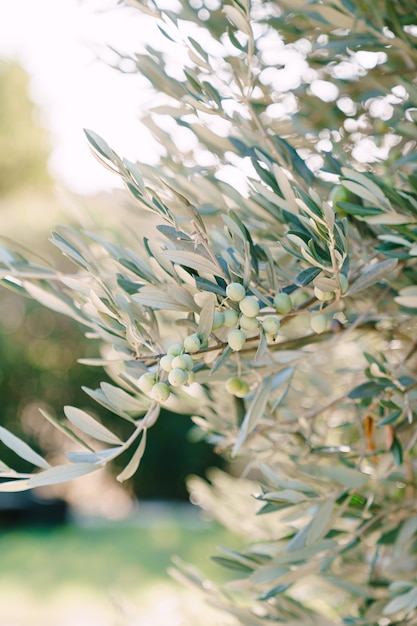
[307,499,334,545]
[255,326,267,362]
[117,430,147,482]
[84,128,116,162]
[262,489,306,503]
[224,5,251,35]
[197,292,216,340]
[123,158,146,193]
[209,345,232,375]
[320,465,368,488]
[272,164,297,207]
[50,235,93,271]
[341,180,381,206]
[133,285,195,312]
[341,168,391,206]
[324,576,371,599]
[82,386,137,423]
[100,382,147,412]
[395,295,417,308]
[28,462,100,488]
[232,377,272,457]
[259,464,315,494]
[66,451,102,463]
[282,539,337,561]
[0,426,50,469]
[163,250,223,277]
[394,286,417,308]
[365,213,412,225]
[347,259,398,295]
[39,408,93,450]
[322,201,335,232]
[384,590,417,615]
[23,282,83,321]
[295,266,321,287]
[378,234,412,246]
[250,565,290,584]
[314,276,338,292]
[0,479,30,492]
[64,406,123,445]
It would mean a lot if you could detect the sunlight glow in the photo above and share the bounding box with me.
[0,0,161,194]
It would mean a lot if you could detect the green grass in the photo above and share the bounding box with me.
[0,507,240,625]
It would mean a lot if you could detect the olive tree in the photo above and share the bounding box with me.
[1,0,417,623]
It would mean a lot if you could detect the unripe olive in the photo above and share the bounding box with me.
[291,290,310,307]
[167,343,183,356]
[239,314,259,331]
[212,310,225,331]
[183,333,201,353]
[151,382,170,403]
[339,274,349,294]
[310,313,327,334]
[171,355,188,370]
[262,316,280,335]
[226,282,246,302]
[239,295,260,318]
[273,292,292,315]
[234,380,250,398]
[225,377,249,397]
[223,309,239,328]
[330,185,350,213]
[181,354,194,371]
[227,328,246,351]
[314,286,333,301]
[138,372,157,393]
[168,368,188,387]
[187,371,195,384]
[160,354,174,372]
[225,377,242,394]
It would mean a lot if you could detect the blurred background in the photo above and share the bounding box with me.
[0,1,230,624]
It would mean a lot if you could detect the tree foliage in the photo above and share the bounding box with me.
[0,60,51,196]
[1,0,417,623]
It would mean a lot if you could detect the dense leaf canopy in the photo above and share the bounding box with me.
[1,1,417,623]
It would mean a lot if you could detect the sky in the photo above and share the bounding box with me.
[0,0,162,194]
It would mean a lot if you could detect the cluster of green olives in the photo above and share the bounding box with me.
[218,282,292,353]
[137,280,337,403]
[137,333,200,403]
[219,283,292,398]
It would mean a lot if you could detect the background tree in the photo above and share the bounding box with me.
[0,60,51,196]
[1,0,417,623]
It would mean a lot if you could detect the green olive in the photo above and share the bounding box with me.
[310,313,327,334]
[183,333,201,353]
[273,292,292,314]
[227,328,246,351]
[151,382,170,403]
[223,309,239,327]
[239,296,260,318]
[330,185,351,213]
[160,354,175,372]
[168,368,188,387]
[137,372,157,393]
[239,314,259,331]
[262,316,280,335]
[226,282,246,302]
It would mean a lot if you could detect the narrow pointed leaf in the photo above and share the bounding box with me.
[64,406,123,445]
[117,430,147,482]
[0,426,50,469]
